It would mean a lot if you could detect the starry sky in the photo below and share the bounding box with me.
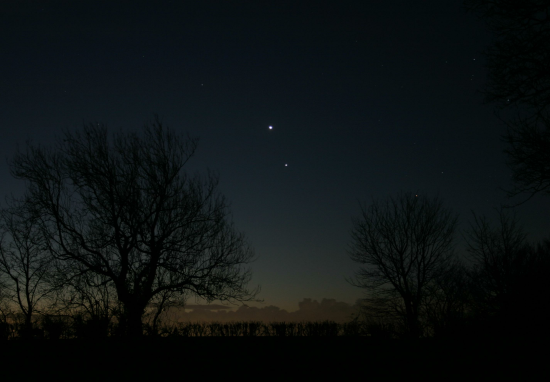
[1,0,549,316]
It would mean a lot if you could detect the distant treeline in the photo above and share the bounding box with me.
[0,316,367,339]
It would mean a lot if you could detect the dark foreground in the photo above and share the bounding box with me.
[1,337,544,380]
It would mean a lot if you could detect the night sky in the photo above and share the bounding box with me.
[1,1,549,316]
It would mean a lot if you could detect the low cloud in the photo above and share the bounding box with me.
[158,298,363,323]
[182,304,233,311]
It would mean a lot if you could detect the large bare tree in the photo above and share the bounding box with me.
[348,192,458,338]
[9,116,259,338]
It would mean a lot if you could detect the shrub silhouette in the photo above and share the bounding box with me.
[72,314,111,339]
[41,315,67,340]
[0,321,11,340]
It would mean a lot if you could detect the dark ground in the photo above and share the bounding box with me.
[1,337,544,380]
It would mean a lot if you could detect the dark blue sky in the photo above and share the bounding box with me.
[1,0,549,313]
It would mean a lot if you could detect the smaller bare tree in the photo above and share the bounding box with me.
[0,280,14,340]
[348,192,458,338]
[0,201,56,338]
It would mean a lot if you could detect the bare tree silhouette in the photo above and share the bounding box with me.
[347,192,458,338]
[0,282,13,340]
[465,0,550,202]
[9,116,260,338]
[0,201,55,338]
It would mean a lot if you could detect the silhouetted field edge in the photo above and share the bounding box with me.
[2,325,543,381]
[2,316,547,341]
[1,319,364,339]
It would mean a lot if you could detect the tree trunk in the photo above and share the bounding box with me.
[21,313,34,339]
[404,299,420,339]
[118,300,147,339]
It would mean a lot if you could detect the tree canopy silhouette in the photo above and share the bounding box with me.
[9,116,259,338]
[465,0,550,201]
[348,192,458,338]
